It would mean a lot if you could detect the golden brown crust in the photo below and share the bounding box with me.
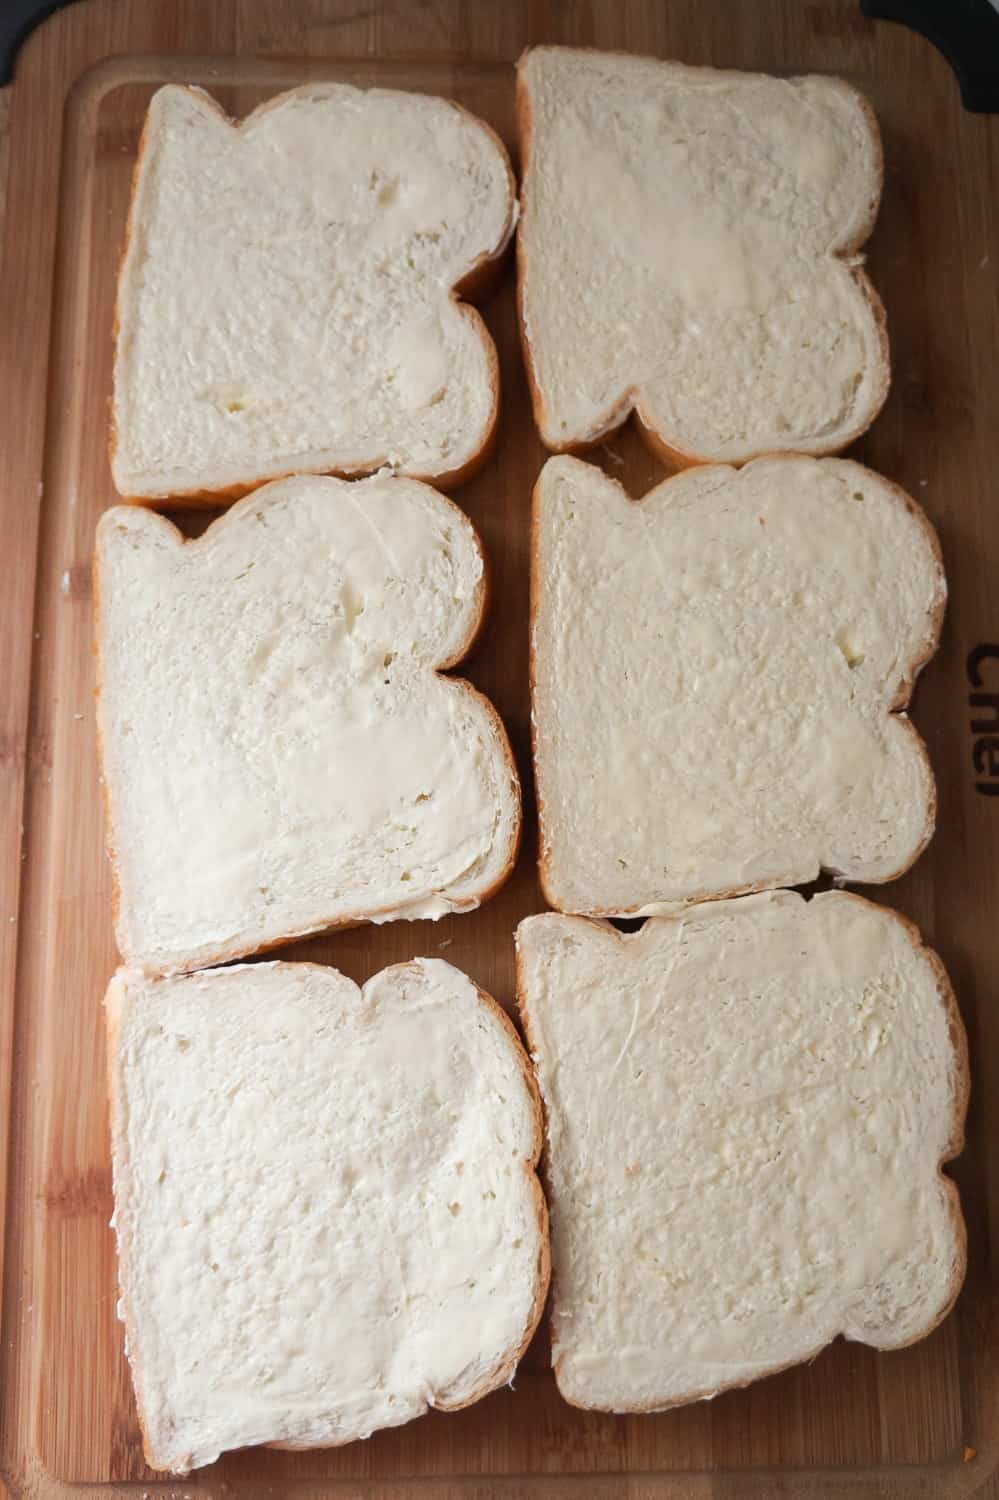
[516,892,969,1412]
[529,453,945,914]
[110,84,515,506]
[94,480,522,977]
[515,47,891,467]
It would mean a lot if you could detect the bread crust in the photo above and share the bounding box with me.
[93,479,522,977]
[515,892,969,1413]
[107,959,550,1469]
[515,47,891,467]
[529,453,946,914]
[110,85,517,505]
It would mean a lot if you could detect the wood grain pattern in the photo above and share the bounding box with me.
[1,1,997,1496]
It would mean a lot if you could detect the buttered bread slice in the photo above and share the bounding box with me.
[518,47,888,464]
[107,958,549,1471]
[517,893,967,1411]
[96,473,520,975]
[532,454,944,914]
[112,83,515,500]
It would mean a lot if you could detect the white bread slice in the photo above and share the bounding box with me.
[95,473,520,975]
[517,47,888,464]
[532,454,944,914]
[112,83,516,501]
[106,957,549,1472]
[516,892,967,1412]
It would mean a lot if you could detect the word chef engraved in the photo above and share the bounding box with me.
[968,644,999,796]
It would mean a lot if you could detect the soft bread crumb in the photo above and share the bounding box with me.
[95,473,520,975]
[107,959,549,1471]
[531,454,944,913]
[518,48,888,463]
[113,84,515,499]
[517,892,967,1411]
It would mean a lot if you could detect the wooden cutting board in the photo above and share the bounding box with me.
[1,2,997,1496]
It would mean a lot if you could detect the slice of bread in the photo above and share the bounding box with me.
[95,473,521,975]
[107,957,549,1472]
[516,892,967,1412]
[532,454,944,914]
[112,84,516,502]
[517,47,888,464]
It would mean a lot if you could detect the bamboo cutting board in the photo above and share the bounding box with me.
[1,2,998,1496]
